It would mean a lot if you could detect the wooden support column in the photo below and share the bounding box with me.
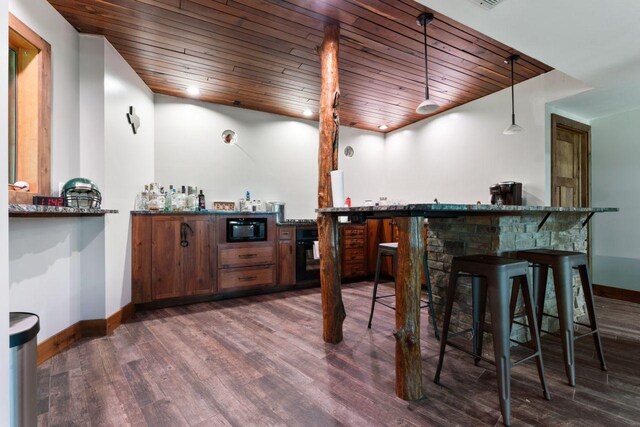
[393,216,425,400]
[317,23,345,344]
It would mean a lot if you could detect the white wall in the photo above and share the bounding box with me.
[591,108,640,290]
[154,95,384,219]
[1,0,10,421]
[383,70,590,206]
[103,41,154,315]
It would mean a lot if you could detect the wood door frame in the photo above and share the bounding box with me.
[550,113,592,261]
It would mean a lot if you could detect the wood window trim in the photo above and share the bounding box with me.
[8,13,51,204]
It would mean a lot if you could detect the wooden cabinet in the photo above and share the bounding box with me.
[277,226,296,286]
[133,215,216,304]
[340,224,367,279]
[216,215,277,292]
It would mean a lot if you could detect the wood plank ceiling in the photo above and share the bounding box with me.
[49,0,552,133]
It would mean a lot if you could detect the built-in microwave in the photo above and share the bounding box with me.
[226,218,267,243]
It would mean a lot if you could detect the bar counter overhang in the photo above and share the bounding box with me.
[316,203,618,400]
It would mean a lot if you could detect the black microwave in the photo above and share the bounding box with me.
[226,218,267,243]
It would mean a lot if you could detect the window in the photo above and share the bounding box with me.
[7,13,51,204]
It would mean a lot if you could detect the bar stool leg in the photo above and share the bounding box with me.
[434,266,459,385]
[553,263,576,387]
[578,265,608,371]
[487,274,512,426]
[534,265,549,331]
[472,276,487,366]
[508,276,521,334]
[520,275,551,400]
[487,275,513,426]
[423,251,440,340]
[368,250,384,329]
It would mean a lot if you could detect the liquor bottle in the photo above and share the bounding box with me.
[164,185,173,212]
[155,187,165,211]
[198,190,206,211]
[141,185,149,210]
[170,186,178,211]
[188,186,198,212]
[175,186,186,211]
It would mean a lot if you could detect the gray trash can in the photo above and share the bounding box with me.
[9,312,40,427]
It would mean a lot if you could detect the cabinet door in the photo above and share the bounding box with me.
[277,239,295,285]
[183,217,215,296]
[151,216,184,300]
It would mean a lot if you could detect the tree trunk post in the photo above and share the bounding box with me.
[393,216,425,400]
[317,23,345,344]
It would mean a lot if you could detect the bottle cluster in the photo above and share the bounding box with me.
[135,183,206,212]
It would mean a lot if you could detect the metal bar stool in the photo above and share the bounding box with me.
[367,242,439,339]
[516,249,607,387]
[434,255,551,427]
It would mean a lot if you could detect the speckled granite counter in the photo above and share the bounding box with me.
[130,210,276,216]
[9,204,118,217]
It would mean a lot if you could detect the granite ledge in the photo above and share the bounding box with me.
[9,204,118,217]
[317,204,618,216]
[131,210,277,216]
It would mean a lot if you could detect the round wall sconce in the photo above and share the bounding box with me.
[344,145,354,158]
[221,129,237,145]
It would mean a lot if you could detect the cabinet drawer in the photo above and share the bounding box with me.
[342,226,365,237]
[219,265,275,291]
[343,248,365,262]
[278,227,294,240]
[343,262,366,278]
[343,237,364,248]
[219,246,275,268]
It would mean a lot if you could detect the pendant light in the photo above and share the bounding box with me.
[503,54,524,134]
[416,13,439,115]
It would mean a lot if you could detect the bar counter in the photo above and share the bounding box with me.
[316,204,617,401]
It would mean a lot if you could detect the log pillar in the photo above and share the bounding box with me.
[317,23,345,344]
[393,216,425,400]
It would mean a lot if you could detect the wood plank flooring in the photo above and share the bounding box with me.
[36,282,640,426]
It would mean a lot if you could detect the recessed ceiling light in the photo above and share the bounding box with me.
[302,109,313,117]
[378,124,389,130]
[186,86,200,96]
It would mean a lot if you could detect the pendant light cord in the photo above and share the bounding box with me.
[423,22,429,100]
[510,57,516,125]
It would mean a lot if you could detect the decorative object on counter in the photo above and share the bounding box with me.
[212,201,235,211]
[221,129,237,145]
[503,54,524,135]
[330,170,345,207]
[416,13,440,115]
[32,196,65,207]
[267,201,286,223]
[343,145,354,157]
[490,181,522,206]
[364,199,373,207]
[345,197,351,208]
[61,178,102,208]
[127,106,140,134]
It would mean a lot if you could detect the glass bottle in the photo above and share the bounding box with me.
[198,190,206,211]
[171,186,178,211]
[164,185,173,212]
[141,185,149,210]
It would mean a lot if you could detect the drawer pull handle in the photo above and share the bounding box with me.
[239,254,258,259]
[238,276,257,282]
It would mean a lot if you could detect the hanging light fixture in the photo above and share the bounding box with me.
[503,54,524,134]
[416,13,439,115]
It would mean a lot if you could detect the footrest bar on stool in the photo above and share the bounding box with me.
[444,328,474,340]
[444,341,494,365]
[575,330,599,340]
[512,352,541,367]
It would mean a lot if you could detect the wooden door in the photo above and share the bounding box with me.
[182,217,215,296]
[151,216,184,300]
[551,114,590,207]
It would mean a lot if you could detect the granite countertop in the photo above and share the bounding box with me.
[130,210,277,216]
[317,204,618,216]
[9,204,118,217]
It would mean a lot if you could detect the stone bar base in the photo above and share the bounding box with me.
[427,213,589,352]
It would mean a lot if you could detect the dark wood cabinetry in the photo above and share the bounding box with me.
[340,224,367,279]
[133,215,216,303]
[277,226,296,286]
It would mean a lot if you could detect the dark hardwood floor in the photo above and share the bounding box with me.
[36,282,640,426]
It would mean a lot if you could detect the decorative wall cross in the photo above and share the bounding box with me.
[127,106,140,134]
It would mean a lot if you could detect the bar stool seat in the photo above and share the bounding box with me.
[516,249,607,387]
[367,242,439,339]
[434,254,551,427]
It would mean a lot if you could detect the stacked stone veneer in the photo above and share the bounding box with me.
[427,213,589,353]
